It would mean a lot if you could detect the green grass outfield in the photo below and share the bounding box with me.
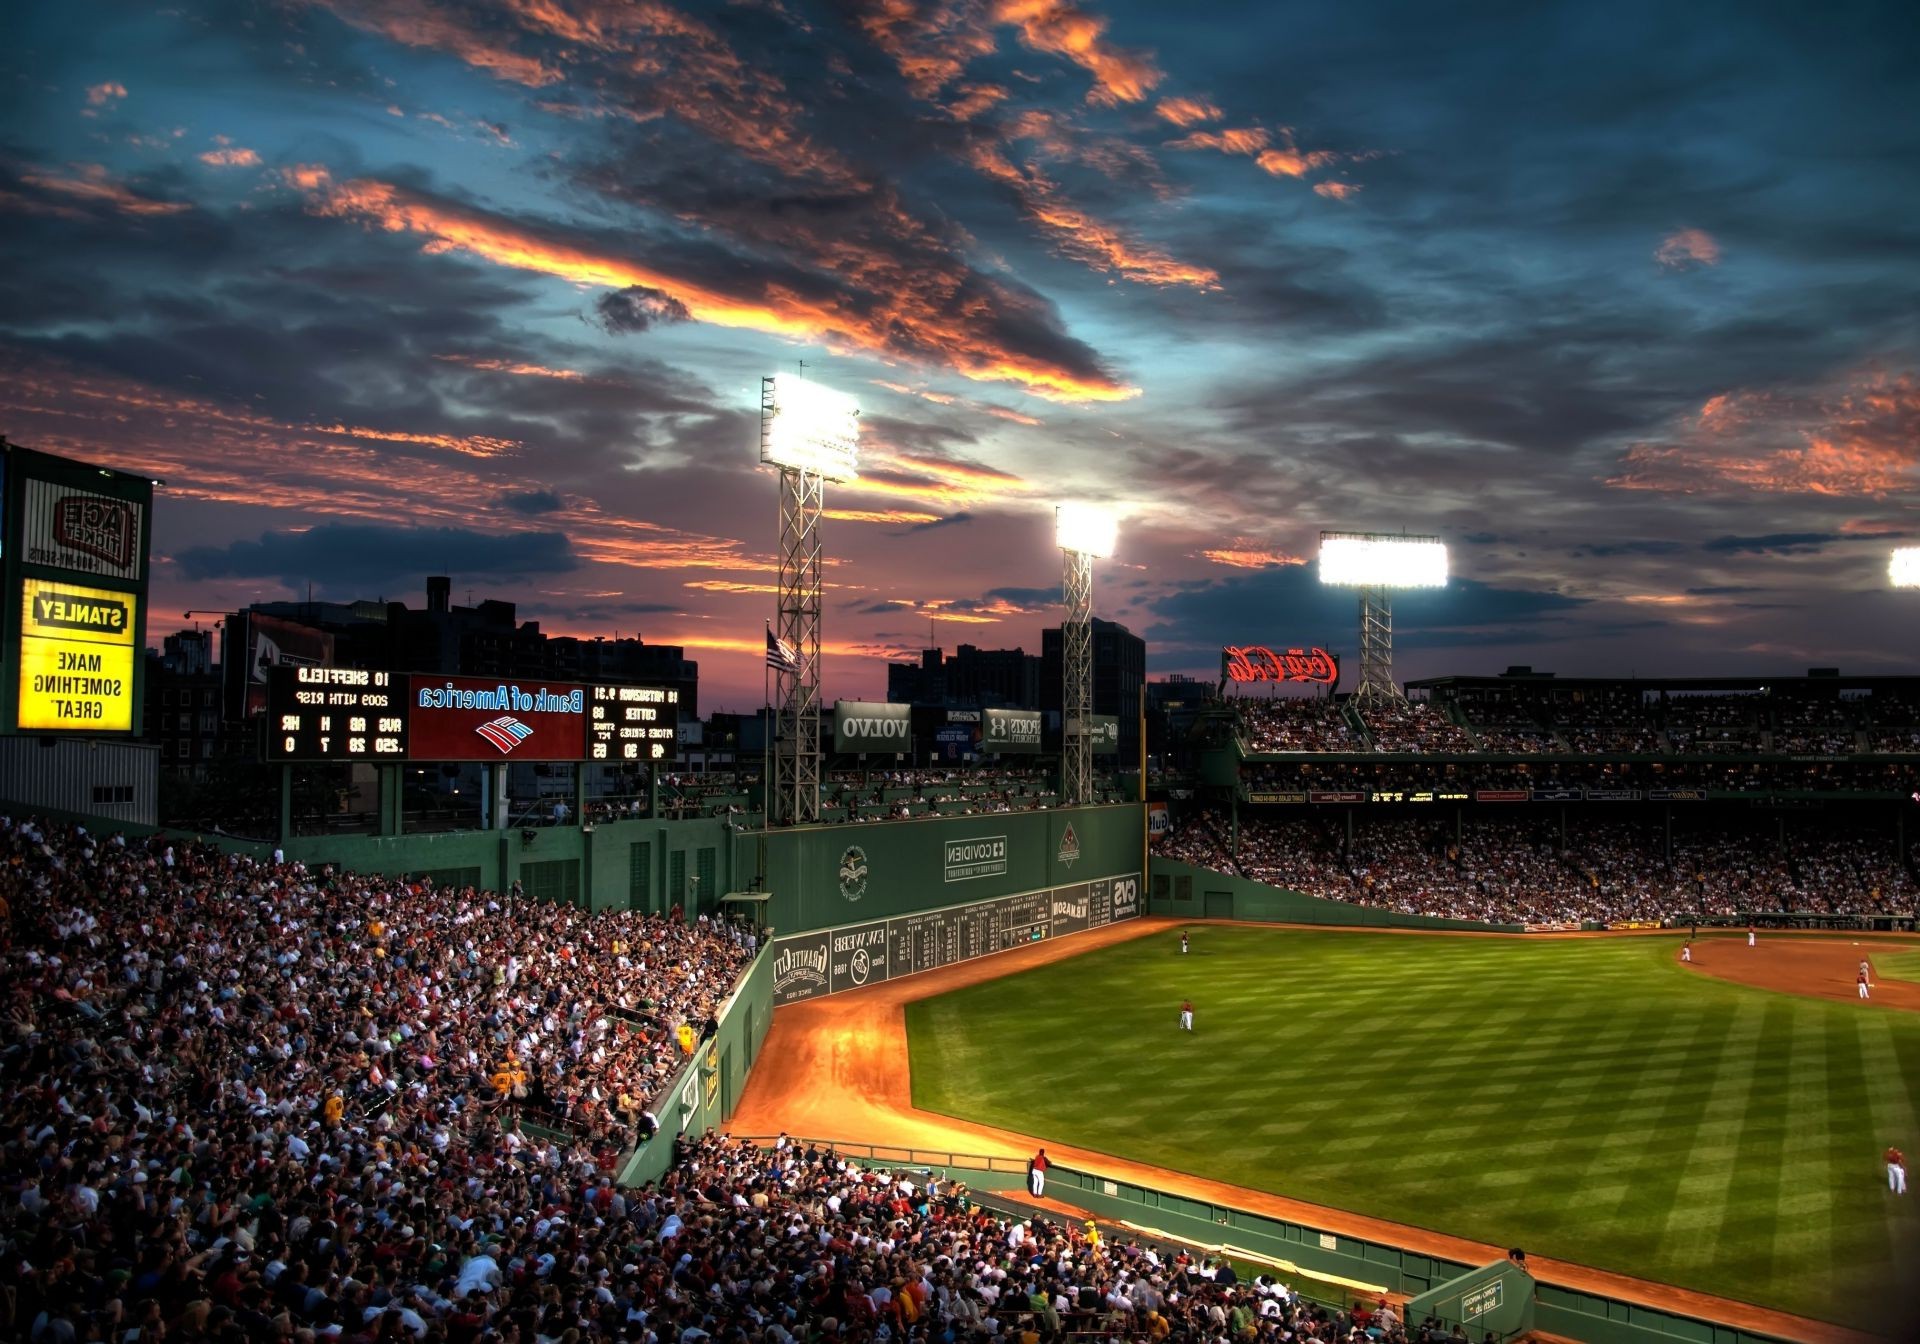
[904,927,1920,1329]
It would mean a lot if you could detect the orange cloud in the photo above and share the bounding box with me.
[981,405,1043,427]
[967,142,1215,290]
[1313,181,1360,201]
[17,164,190,216]
[306,0,563,86]
[1167,127,1269,156]
[303,423,519,458]
[85,82,128,107]
[1656,228,1720,269]
[993,0,1160,105]
[1201,547,1304,569]
[821,508,943,525]
[1256,144,1339,178]
[297,169,1134,402]
[434,353,584,380]
[1155,96,1221,127]
[199,146,262,168]
[1608,370,1920,496]
[857,0,999,103]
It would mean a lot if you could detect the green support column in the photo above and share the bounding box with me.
[278,765,293,849]
[1230,794,1239,854]
[649,766,661,820]
[380,765,403,836]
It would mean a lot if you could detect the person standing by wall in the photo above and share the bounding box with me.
[1027,1147,1049,1198]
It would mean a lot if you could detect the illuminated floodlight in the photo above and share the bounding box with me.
[760,373,860,482]
[1893,547,1920,589]
[1318,533,1448,589]
[1055,502,1118,559]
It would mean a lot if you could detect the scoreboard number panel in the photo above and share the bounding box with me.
[589,683,679,762]
[266,667,409,761]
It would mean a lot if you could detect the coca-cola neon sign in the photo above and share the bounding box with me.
[1222,645,1339,685]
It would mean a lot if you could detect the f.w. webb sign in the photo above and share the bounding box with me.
[833,700,912,754]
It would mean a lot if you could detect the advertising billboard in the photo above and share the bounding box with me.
[982,706,1042,754]
[228,612,336,719]
[589,683,680,762]
[17,578,137,731]
[1083,714,1120,754]
[1222,645,1339,686]
[21,479,147,581]
[408,675,589,762]
[833,700,912,754]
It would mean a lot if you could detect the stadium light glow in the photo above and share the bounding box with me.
[1055,502,1118,559]
[1318,533,1448,589]
[1893,546,1920,589]
[760,373,860,482]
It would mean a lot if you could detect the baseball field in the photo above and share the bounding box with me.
[903,927,1920,1330]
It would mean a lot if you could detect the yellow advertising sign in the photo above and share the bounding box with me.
[17,579,137,731]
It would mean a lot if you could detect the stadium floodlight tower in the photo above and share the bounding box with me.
[1318,531,1449,708]
[760,373,861,827]
[1893,547,1920,589]
[1056,503,1118,807]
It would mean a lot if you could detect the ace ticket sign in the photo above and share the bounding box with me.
[17,578,137,731]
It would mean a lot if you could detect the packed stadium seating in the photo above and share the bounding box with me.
[0,809,1417,1344]
[1235,697,1359,752]
[1355,702,1477,754]
[1155,811,1919,924]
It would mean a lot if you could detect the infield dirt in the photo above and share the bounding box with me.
[732,916,1905,1344]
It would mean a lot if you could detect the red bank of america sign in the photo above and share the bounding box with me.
[1222,645,1340,685]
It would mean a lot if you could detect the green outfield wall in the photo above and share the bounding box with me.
[270,804,1145,933]
[1149,859,1521,932]
[741,804,1141,931]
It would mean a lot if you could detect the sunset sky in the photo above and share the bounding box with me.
[4,0,1918,710]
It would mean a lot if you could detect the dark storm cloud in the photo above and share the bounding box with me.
[985,585,1064,607]
[1700,533,1843,556]
[502,490,566,516]
[901,512,974,534]
[1143,563,1587,659]
[592,285,691,335]
[175,524,577,588]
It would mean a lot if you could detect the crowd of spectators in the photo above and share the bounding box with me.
[0,802,1421,1344]
[1155,810,1920,923]
[1663,696,1765,755]
[0,811,755,1181]
[1234,698,1358,752]
[1352,704,1476,754]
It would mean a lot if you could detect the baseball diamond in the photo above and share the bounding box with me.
[904,926,1920,1331]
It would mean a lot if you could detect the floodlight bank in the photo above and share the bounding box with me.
[1893,546,1920,589]
[1319,536,1448,589]
[1055,502,1119,559]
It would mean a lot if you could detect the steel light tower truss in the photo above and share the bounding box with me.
[774,463,824,825]
[1354,586,1399,707]
[760,373,860,828]
[1061,547,1095,807]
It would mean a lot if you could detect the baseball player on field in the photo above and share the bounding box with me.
[1887,1146,1907,1195]
[1681,941,1692,964]
[1179,998,1194,1032]
[1180,930,1189,955]
[1859,967,1871,1000]
[1747,924,1756,948]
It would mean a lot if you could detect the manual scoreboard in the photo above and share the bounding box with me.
[265,667,409,761]
[589,683,679,762]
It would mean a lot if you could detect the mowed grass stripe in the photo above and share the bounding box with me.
[904,927,1918,1330]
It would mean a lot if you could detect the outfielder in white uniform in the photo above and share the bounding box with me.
[1179,999,1193,1031]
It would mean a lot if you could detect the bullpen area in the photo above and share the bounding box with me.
[904,925,1920,1331]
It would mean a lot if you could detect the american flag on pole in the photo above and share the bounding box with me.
[766,628,801,673]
